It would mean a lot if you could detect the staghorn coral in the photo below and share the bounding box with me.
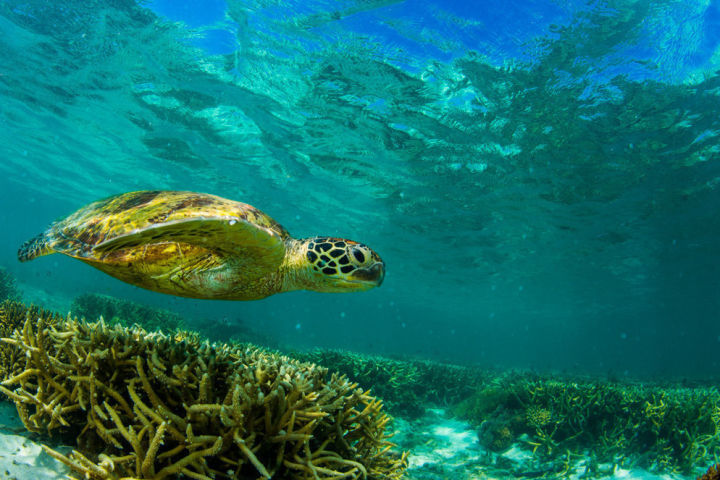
[296,349,485,418]
[0,266,21,302]
[0,304,406,480]
[70,293,185,332]
[0,300,61,381]
[699,464,720,480]
[454,371,720,475]
[71,293,276,347]
[525,406,552,429]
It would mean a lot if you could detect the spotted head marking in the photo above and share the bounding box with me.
[302,236,384,292]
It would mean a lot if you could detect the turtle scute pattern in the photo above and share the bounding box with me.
[76,191,288,249]
[27,191,288,260]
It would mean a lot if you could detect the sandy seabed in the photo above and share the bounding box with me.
[0,402,70,479]
[396,408,691,480]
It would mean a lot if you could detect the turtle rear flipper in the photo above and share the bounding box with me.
[18,232,56,262]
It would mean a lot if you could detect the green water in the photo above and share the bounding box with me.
[0,0,719,378]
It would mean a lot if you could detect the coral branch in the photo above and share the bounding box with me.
[0,302,406,480]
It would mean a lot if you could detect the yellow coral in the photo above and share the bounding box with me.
[0,303,407,480]
[526,406,552,429]
[0,300,60,381]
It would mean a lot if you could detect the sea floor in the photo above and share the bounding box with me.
[0,402,71,479]
[395,408,691,480]
[0,401,694,480]
[0,282,702,479]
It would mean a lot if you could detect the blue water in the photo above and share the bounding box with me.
[1,0,719,381]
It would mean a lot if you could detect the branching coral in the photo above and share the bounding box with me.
[699,464,720,480]
[296,349,485,418]
[70,293,185,332]
[455,371,720,474]
[0,304,406,480]
[525,406,552,429]
[0,300,61,381]
[0,267,20,302]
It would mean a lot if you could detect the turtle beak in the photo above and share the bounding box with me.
[350,262,385,287]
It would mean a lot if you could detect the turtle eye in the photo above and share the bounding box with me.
[351,248,366,264]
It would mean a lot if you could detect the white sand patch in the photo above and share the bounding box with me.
[601,468,683,480]
[503,443,533,464]
[392,407,695,480]
[393,408,485,477]
[0,402,72,480]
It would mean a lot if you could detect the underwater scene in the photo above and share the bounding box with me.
[0,0,720,479]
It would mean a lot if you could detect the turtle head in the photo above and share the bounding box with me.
[298,237,384,293]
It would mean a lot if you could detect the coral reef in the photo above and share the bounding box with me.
[525,406,552,429]
[295,349,485,418]
[70,293,276,347]
[0,303,406,480]
[0,267,20,302]
[193,315,280,348]
[477,419,513,452]
[0,300,60,381]
[699,464,720,480]
[71,293,185,332]
[454,372,720,475]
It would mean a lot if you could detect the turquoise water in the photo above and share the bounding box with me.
[1,0,719,380]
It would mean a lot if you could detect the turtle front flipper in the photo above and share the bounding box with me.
[18,232,56,262]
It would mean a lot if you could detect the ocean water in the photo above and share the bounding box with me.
[0,0,719,477]
[2,0,719,376]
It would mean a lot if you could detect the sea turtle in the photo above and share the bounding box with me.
[18,190,384,300]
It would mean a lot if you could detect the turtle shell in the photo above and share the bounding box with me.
[19,191,290,299]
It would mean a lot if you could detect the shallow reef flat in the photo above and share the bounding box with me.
[0,300,406,479]
[398,407,691,480]
[299,350,718,479]
[0,285,718,479]
[0,398,698,480]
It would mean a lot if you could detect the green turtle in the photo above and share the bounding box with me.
[18,190,384,300]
